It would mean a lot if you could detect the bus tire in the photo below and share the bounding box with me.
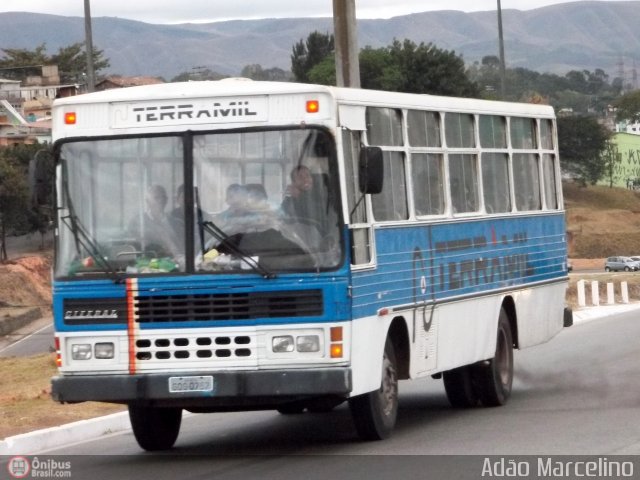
[443,366,480,408]
[348,338,398,440]
[474,309,514,407]
[128,405,182,451]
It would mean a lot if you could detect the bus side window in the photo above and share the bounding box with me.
[542,154,559,210]
[343,129,372,266]
[513,153,541,211]
[412,153,445,216]
[449,154,479,214]
[482,153,511,213]
[371,151,408,221]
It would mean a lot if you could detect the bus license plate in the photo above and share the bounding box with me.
[168,376,214,393]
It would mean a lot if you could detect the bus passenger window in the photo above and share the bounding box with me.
[371,152,408,221]
[445,113,475,148]
[542,154,558,210]
[479,115,507,148]
[408,110,441,147]
[412,153,444,216]
[482,153,511,213]
[366,107,403,146]
[513,153,541,211]
[540,119,554,150]
[511,118,537,149]
[449,154,479,214]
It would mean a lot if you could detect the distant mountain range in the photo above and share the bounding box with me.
[1,1,639,80]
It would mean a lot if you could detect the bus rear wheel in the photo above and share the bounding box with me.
[474,309,514,407]
[349,338,398,440]
[128,405,182,451]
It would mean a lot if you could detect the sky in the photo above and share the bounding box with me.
[0,0,635,24]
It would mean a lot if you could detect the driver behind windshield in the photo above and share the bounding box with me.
[128,184,182,258]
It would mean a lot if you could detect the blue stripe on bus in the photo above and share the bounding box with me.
[53,273,351,332]
[351,214,567,319]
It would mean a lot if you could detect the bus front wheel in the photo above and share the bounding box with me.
[349,338,398,440]
[474,309,514,407]
[129,405,182,451]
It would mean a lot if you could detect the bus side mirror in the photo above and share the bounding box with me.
[358,146,383,194]
[29,148,54,207]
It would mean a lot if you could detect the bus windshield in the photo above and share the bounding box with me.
[55,127,343,279]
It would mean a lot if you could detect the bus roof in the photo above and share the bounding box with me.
[53,79,555,119]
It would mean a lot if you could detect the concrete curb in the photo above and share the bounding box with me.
[0,308,42,336]
[0,411,131,455]
[572,302,640,324]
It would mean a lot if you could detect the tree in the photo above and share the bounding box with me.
[291,31,334,83]
[170,68,226,82]
[614,89,640,124]
[0,44,48,79]
[358,46,401,91]
[0,42,109,84]
[601,140,622,188]
[51,42,110,83]
[240,64,291,81]
[360,40,480,97]
[307,56,335,86]
[0,144,52,261]
[557,116,611,186]
[0,150,29,261]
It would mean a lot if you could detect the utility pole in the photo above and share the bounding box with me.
[497,0,506,99]
[332,0,360,88]
[84,0,96,92]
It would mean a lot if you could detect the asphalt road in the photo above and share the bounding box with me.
[22,309,639,479]
[0,316,54,358]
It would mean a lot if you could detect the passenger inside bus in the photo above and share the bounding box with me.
[216,182,280,235]
[127,184,182,258]
[282,165,331,231]
[217,183,248,223]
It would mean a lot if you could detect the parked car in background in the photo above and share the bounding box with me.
[604,256,640,272]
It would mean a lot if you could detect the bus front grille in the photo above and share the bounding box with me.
[134,289,323,323]
[134,334,255,362]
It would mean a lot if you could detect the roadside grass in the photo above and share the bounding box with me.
[563,182,640,212]
[0,353,124,439]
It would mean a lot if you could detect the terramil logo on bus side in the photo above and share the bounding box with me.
[111,96,268,128]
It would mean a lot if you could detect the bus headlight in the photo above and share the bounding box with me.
[272,336,295,353]
[296,335,320,352]
[71,344,92,360]
[94,342,115,359]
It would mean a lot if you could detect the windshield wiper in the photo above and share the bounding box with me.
[194,186,275,279]
[200,220,276,279]
[59,160,124,284]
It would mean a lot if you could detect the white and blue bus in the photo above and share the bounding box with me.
[49,79,572,450]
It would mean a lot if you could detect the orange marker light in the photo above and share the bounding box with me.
[306,100,319,113]
[54,336,62,367]
[330,326,343,342]
[64,112,77,125]
[330,343,343,358]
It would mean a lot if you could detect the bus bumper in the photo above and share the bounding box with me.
[51,367,352,407]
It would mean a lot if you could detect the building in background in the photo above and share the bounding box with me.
[598,133,640,189]
[95,75,164,91]
[0,66,79,145]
